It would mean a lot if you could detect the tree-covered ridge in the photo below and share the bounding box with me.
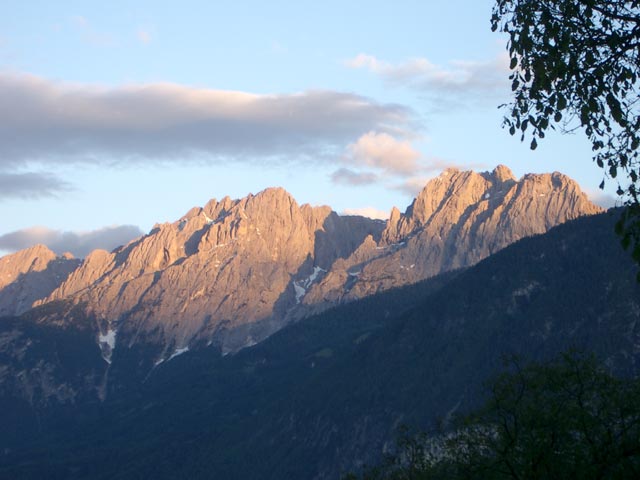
[0,212,638,479]
[346,352,640,479]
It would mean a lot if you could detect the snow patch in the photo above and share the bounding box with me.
[99,329,116,350]
[155,346,191,366]
[308,266,325,284]
[294,282,306,304]
[244,338,257,348]
[167,346,190,361]
[204,213,215,225]
[98,328,117,364]
[293,266,326,304]
[484,193,491,199]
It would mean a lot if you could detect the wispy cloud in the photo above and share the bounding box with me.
[71,15,89,28]
[0,172,72,199]
[393,176,434,196]
[342,207,389,220]
[136,28,152,45]
[0,225,143,258]
[585,189,618,209]
[345,53,509,98]
[330,168,378,186]
[0,72,415,168]
[70,15,115,47]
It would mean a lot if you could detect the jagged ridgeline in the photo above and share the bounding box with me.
[0,165,600,367]
[0,202,637,480]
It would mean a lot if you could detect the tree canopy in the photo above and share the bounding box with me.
[345,352,640,479]
[490,0,640,262]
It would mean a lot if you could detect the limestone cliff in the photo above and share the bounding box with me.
[0,245,79,317]
[0,166,602,360]
[36,188,383,356]
[302,165,602,307]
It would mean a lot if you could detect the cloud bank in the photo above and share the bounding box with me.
[0,172,71,199]
[0,225,143,258]
[0,72,414,167]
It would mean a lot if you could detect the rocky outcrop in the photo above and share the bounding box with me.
[302,166,602,307]
[0,166,602,359]
[34,188,383,356]
[0,245,80,317]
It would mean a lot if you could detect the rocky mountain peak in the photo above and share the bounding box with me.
[491,164,516,183]
[0,244,80,316]
[0,244,54,288]
[25,186,383,355]
[382,169,493,244]
[0,165,605,360]
[307,166,603,306]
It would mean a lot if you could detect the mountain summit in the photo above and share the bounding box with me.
[0,166,601,360]
[303,165,601,306]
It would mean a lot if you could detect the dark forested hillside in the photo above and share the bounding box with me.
[1,210,638,480]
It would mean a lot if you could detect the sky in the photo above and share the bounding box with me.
[0,0,619,257]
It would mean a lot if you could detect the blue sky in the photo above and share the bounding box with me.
[0,0,617,257]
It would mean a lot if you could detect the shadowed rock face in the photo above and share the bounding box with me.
[0,166,601,360]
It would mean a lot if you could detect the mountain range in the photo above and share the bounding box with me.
[1,165,631,479]
[0,166,599,362]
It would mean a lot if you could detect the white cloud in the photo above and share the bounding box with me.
[332,132,483,191]
[342,207,389,220]
[345,53,509,96]
[345,131,420,175]
[0,225,143,258]
[0,72,414,167]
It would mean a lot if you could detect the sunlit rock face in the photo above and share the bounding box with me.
[302,165,602,309]
[33,187,384,356]
[0,244,80,317]
[0,166,601,359]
